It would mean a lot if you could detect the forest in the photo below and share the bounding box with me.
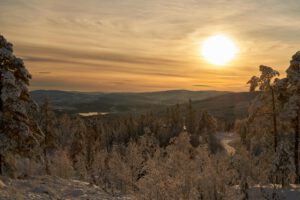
[1,34,300,199]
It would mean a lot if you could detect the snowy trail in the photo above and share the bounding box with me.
[216,132,238,155]
[221,138,236,155]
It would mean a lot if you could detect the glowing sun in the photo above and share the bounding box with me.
[201,34,238,66]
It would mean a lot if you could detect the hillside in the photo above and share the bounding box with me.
[153,91,259,123]
[191,91,260,120]
[30,90,229,113]
[30,90,259,121]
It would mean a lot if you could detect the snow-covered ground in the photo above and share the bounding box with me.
[1,168,300,199]
[248,184,300,200]
[0,176,131,200]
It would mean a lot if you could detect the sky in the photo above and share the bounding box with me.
[1,0,300,92]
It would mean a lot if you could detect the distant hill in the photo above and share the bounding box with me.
[137,90,230,104]
[191,92,260,121]
[153,91,259,123]
[30,90,260,122]
[30,90,229,113]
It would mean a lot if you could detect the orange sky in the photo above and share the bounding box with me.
[1,0,300,92]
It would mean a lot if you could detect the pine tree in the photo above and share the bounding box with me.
[186,99,196,135]
[0,35,44,175]
[269,141,294,188]
[235,119,249,145]
[247,65,280,152]
[198,111,219,153]
[280,51,300,183]
[170,104,182,137]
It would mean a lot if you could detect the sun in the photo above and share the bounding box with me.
[201,34,238,66]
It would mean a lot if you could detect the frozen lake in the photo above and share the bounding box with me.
[78,112,109,117]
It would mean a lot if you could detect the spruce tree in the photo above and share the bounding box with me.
[0,35,44,175]
[269,141,294,188]
[280,51,300,183]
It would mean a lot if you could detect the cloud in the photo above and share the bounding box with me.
[1,0,300,91]
[22,55,190,79]
[192,84,212,87]
[20,45,186,66]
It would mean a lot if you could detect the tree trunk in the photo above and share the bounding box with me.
[0,70,2,111]
[0,154,2,175]
[0,71,2,175]
[295,112,300,184]
[271,87,278,152]
[44,149,50,175]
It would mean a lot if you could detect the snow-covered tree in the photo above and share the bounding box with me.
[138,132,199,199]
[186,99,196,135]
[245,52,300,185]
[39,98,58,174]
[70,116,88,179]
[0,35,44,175]
[138,132,225,200]
[269,141,295,188]
[50,149,73,179]
[198,111,220,153]
[170,104,183,135]
[247,65,280,152]
[235,119,249,145]
[286,52,300,88]
[280,51,300,183]
[56,113,73,148]
[109,141,145,192]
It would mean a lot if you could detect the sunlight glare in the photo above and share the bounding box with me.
[201,34,238,66]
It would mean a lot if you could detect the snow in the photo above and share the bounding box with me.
[78,112,109,117]
[248,184,300,200]
[282,94,300,119]
[0,176,132,200]
[287,52,300,87]
[0,47,13,59]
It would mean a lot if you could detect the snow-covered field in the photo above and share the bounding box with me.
[0,176,131,200]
